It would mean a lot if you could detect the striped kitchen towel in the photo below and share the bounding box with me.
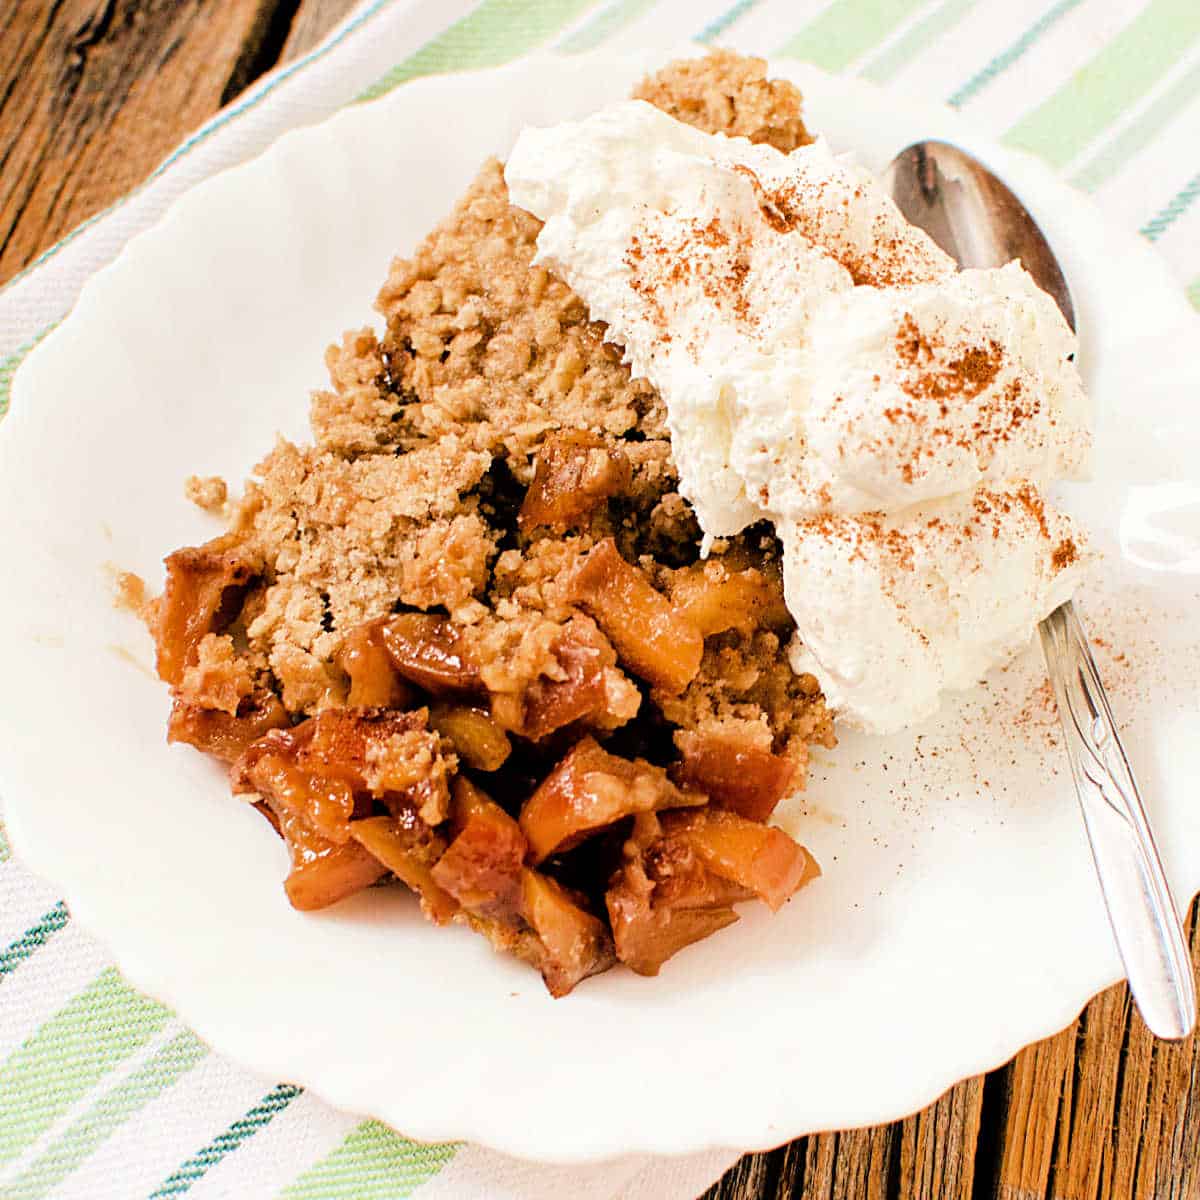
[2,1,1198,1196]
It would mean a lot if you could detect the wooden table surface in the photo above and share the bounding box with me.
[4,3,1199,1197]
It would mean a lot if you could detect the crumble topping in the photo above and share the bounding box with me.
[148,53,835,996]
[184,474,228,513]
[630,48,812,151]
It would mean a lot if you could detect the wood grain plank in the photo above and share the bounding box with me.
[0,0,348,284]
[704,1148,779,1200]
[897,1077,984,1200]
[1106,901,1200,1200]
[975,1020,1078,1200]
[705,1125,902,1200]
[1052,986,1129,1199]
[280,0,357,60]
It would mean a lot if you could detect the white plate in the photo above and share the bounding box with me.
[3,50,1200,1163]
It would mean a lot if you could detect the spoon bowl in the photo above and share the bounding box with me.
[883,141,1075,330]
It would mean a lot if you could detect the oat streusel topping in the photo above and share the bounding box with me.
[178,53,832,758]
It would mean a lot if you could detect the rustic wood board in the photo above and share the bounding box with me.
[3,3,1196,1196]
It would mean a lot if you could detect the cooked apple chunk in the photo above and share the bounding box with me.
[235,732,358,845]
[520,617,639,741]
[350,814,458,925]
[606,813,746,976]
[432,779,527,919]
[279,830,388,912]
[569,538,703,694]
[669,561,792,637]
[429,703,511,771]
[167,692,290,763]
[659,808,819,911]
[519,736,704,864]
[607,883,740,977]
[378,613,482,695]
[519,868,616,996]
[292,708,446,811]
[337,620,415,708]
[234,709,453,847]
[154,536,258,686]
[241,777,386,912]
[672,729,797,822]
[519,430,631,531]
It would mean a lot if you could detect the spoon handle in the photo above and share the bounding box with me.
[1038,599,1195,1039]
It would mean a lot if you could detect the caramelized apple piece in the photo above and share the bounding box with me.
[569,539,703,694]
[337,620,415,708]
[350,815,458,925]
[378,613,482,695]
[234,708,452,834]
[519,430,631,531]
[607,881,739,977]
[606,809,814,975]
[429,703,510,771]
[303,705,443,791]
[446,775,503,829]
[154,537,257,686]
[236,733,358,844]
[605,814,745,977]
[519,736,704,864]
[519,868,617,997]
[669,563,792,637]
[521,617,639,741]
[268,802,387,912]
[236,714,457,912]
[167,692,289,763]
[660,808,819,911]
[672,730,797,822]
[301,709,452,824]
[432,779,527,919]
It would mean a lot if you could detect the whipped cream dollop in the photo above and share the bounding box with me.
[506,100,1092,733]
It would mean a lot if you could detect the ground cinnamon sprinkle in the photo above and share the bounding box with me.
[1051,538,1078,570]
[625,213,754,338]
[1014,483,1050,539]
[894,313,1004,405]
[745,178,947,287]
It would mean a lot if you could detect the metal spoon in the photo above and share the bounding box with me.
[883,141,1195,1040]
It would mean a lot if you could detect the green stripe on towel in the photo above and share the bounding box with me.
[358,0,598,101]
[0,968,171,1168]
[778,0,932,72]
[1141,169,1200,241]
[861,0,980,84]
[278,1121,459,1200]
[947,0,1083,108]
[697,0,763,42]
[149,1084,303,1198]
[1004,0,1200,167]
[0,902,69,981]
[5,1032,208,1200]
[559,0,659,51]
[1071,60,1200,191]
